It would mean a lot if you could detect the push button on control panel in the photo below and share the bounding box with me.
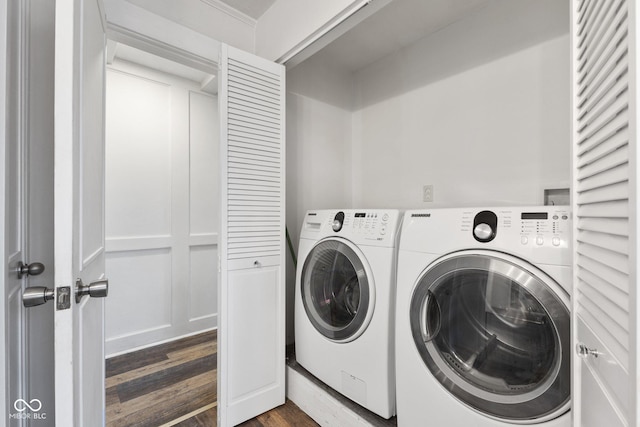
[536,235,544,246]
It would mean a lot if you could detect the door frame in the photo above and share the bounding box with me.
[2,0,30,423]
[0,0,9,419]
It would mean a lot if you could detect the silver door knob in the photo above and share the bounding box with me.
[576,343,599,359]
[17,261,45,279]
[23,286,55,307]
[75,278,109,303]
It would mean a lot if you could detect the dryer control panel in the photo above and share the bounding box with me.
[517,210,571,248]
[401,206,572,267]
[301,209,402,247]
[460,207,572,249]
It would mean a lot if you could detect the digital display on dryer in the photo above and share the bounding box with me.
[354,213,366,218]
[521,212,548,220]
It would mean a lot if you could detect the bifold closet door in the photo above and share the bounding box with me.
[217,44,286,427]
[571,0,637,426]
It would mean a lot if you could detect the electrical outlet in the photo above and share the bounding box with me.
[423,185,434,202]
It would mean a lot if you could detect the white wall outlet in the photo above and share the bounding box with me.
[423,184,434,202]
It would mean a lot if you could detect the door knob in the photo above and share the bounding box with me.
[17,261,45,279]
[23,286,55,307]
[75,278,109,303]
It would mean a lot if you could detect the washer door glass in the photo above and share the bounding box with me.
[301,239,371,341]
[410,253,570,422]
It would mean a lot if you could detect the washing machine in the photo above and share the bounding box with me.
[294,209,402,419]
[395,207,571,426]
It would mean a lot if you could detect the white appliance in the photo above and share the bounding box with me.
[395,207,571,426]
[294,209,402,419]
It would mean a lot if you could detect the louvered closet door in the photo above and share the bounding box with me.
[572,0,636,426]
[218,44,286,427]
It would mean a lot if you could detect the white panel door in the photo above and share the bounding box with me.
[218,44,286,426]
[571,0,636,426]
[53,0,107,425]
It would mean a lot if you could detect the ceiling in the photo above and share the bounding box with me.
[108,0,278,92]
[308,0,493,72]
[214,0,276,19]
[127,0,276,35]
[110,0,496,86]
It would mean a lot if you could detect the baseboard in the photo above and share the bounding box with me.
[105,327,217,359]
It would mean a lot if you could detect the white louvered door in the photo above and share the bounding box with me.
[571,0,637,426]
[218,44,286,427]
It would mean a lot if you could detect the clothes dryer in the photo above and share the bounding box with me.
[396,207,571,426]
[295,209,402,419]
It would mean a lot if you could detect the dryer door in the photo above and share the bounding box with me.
[410,251,570,422]
[301,238,375,342]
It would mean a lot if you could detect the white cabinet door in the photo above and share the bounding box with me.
[571,0,635,425]
[53,0,107,425]
[218,44,286,426]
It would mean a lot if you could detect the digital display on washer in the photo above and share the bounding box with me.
[521,212,548,220]
[354,213,366,218]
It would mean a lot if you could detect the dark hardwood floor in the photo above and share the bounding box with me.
[106,330,317,426]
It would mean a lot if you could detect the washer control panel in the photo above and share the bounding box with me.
[302,209,401,246]
[333,211,392,237]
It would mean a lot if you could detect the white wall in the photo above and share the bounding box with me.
[351,0,570,208]
[285,54,354,343]
[285,0,571,342]
[104,60,219,356]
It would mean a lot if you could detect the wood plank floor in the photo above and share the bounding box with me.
[106,330,317,426]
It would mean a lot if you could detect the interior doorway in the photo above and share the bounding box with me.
[103,42,219,425]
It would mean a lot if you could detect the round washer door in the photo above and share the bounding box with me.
[301,238,375,342]
[410,250,570,422]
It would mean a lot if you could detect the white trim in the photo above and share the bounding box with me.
[159,402,218,427]
[105,327,217,359]
[199,0,256,27]
[277,0,391,67]
[106,39,117,65]
[53,0,77,422]
[105,323,173,344]
[0,0,7,416]
[105,236,172,252]
[104,0,219,74]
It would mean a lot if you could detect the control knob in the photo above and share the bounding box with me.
[473,223,493,240]
[332,211,345,232]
